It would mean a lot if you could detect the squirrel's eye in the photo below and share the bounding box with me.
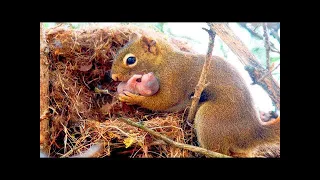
[126,57,136,65]
[123,53,137,67]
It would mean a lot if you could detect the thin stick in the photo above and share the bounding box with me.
[117,118,231,158]
[187,26,216,123]
[270,49,280,54]
[263,23,271,70]
[257,63,280,83]
[94,87,115,96]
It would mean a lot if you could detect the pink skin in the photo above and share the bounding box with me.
[117,72,160,96]
[259,110,278,122]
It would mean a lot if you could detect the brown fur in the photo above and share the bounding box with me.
[111,32,280,157]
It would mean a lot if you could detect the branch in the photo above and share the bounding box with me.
[40,23,51,154]
[209,23,280,110]
[270,29,280,43]
[257,63,280,83]
[270,48,280,54]
[263,23,271,70]
[238,23,280,54]
[267,23,280,43]
[187,27,216,123]
[117,118,231,158]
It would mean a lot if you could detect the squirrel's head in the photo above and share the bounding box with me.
[110,33,164,82]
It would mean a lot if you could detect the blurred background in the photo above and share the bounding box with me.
[43,22,280,113]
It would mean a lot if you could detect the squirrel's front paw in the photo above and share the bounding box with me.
[118,91,146,105]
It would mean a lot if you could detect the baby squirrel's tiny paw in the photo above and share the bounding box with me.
[119,91,145,105]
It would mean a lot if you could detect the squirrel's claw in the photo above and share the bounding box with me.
[119,91,145,105]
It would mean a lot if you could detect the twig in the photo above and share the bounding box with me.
[270,29,280,43]
[257,63,280,83]
[94,87,115,96]
[270,48,280,54]
[209,23,280,110]
[267,23,280,43]
[40,22,51,154]
[263,23,271,70]
[187,26,216,124]
[117,118,231,158]
[239,23,280,53]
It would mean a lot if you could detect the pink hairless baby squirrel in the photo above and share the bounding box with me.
[117,72,160,96]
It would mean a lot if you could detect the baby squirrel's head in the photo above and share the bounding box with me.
[111,33,164,82]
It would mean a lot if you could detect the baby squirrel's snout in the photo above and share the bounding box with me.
[136,78,142,82]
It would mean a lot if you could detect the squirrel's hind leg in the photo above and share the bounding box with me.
[194,101,254,157]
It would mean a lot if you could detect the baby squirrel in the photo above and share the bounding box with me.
[117,72,159,97]
[111,32,280,157]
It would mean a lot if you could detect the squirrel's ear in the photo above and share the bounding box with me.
[141,36,158,55]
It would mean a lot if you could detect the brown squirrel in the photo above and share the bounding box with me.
[111,32,280,157]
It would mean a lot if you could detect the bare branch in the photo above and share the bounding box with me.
[270,29,280,43]
[117,118,231,158]
[187,26,216,123]
[209,23,280,110]
[263,23,271,70]
[257,63,280,83]
[238,23,280,53]
[267,23,280,43]
[270,48,280,54]
[40,22,51,154]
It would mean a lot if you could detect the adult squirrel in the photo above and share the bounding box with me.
[111,32,280,157]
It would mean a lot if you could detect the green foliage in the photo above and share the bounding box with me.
[71,23,81,29]
[43,23,49,28]
[270,56,280,63]
[251,47,266,66]
[219,42,228,58]
[154,23,165,33]
[251,47,280,70]
[252,47,265,56]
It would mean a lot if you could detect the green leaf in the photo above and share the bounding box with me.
[270,57,280,63]
[252,47,264,54]
[220,43,228,58]
[251,47,266,66]
[43,23,49,28]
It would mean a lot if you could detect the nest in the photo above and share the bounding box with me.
[43,24,279,158]
[44,24,198,158]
